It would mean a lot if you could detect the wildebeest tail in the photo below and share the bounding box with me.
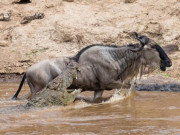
[11,73,26,100]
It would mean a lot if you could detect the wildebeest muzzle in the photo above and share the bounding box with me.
[155,45,172,71]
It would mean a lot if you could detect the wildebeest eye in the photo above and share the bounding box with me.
[150,45,156,49]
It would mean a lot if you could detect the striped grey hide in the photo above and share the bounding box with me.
[70,36,172,101]
[12,33,172,101]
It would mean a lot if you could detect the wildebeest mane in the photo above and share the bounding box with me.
[71,43,139,62]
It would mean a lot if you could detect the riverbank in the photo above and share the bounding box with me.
[0,0,180,75]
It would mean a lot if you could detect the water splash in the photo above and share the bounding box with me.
[74,100,91,109]
[105,79,136,103]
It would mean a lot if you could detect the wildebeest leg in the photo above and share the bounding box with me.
[27,78,37,98]
[93,90,104,103]
[107,80,131,89]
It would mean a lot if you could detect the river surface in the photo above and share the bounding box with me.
[0,83,180,135]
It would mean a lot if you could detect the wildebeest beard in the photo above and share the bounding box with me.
[108,45,159,82]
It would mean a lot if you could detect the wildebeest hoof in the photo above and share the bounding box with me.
[93,98,103,103]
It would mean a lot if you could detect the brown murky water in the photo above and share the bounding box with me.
[0,83,180,135]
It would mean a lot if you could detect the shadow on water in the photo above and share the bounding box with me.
[136,83,180,92]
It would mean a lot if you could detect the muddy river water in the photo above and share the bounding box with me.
[0,83,180,135]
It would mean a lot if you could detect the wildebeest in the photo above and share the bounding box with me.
[69,33,172,101]
[11,57,70,99]
[12,33,172,101]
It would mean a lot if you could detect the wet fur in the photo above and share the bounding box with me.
[12,57,70,99]
[12,38,171,100]
[70,43,161,93]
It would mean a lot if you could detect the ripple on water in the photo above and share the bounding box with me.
[1,83,180,135]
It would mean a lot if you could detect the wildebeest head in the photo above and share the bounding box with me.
[132,32,172,71]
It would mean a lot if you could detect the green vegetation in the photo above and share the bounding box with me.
[158,71,171,77]
[157,42,162,46]
[25,47,49,56]
[11,50,16,52]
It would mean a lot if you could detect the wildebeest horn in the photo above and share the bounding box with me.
[131,32,149,52]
